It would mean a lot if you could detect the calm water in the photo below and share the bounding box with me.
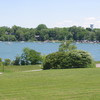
[0,42,100,61]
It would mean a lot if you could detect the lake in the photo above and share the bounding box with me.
[0,42,100,61]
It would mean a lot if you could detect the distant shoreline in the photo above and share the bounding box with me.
[0,40,100,44]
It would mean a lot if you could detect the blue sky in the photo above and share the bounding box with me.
[0,0,100,28]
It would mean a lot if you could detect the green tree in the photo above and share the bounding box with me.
[13,55,21,65]
[59,40,77,52]
[4,59,11,66]
[36,24,47,31]
[0,24,100,42]
[20,48,42,65]
[94,29,100,41]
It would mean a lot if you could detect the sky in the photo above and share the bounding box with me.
[0,0,100,28]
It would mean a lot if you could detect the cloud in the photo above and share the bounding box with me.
[85,17,96,21]
[96,21,100,23]
[55,20,79,27]
[54,17,100,28]
[83,17,100,28]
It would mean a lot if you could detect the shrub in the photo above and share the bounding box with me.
[43,50,95,70]
[43,52,68,69]
[13,55,21,65]
[66,50,95,68]
[4,59,11,66]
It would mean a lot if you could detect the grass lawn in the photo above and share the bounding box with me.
[95,61,100,64]
[0,67,100,100]
[0,65,42,73]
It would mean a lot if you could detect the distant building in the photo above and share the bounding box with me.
[90,24,94,30]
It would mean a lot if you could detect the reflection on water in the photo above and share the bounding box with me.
[0,42,100,61]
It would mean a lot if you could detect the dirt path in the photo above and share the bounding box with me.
[0,65,100,74]
[22,69,42,72]
[0,72,3,74]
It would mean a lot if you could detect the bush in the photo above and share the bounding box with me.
[43,50,95,70]
[4,59,11,66]
[13,55,21,65]
[66,50,95,68]
[43,52,68,69]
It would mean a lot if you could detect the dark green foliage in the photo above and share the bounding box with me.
[36,24,47,31]
[43,52,68,69]
[4,59,11,66]
[20,48,42,65]
[9,48,42,65]
[66,50,95,68]
[13,55,21,65]
[43,50,95,70]
[0,35,16,41]
[0,24,99,42]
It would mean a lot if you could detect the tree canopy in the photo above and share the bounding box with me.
[0,24,100,42]
[13,47,42,65]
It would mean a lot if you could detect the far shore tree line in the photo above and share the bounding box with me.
[0,24,100,42]
[0,40,96,70]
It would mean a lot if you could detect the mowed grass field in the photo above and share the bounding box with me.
[0,66,100,100]
[0,65,42,73]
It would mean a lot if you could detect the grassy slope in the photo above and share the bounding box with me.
[0,68,100,100]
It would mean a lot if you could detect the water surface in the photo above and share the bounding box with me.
[0,42,100,61]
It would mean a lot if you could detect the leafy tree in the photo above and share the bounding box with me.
[20,48,42,65]
[94,29,100,41]
[59,40,77,52]
[15,28,25,41]
[86,28,92,31]
[69,26,87,40]
[36,24,47,31]
[48,28,57,40]
[13,55,21,65]
[12,25,20,33]
[4,59,11,66]
[39,29,49,41]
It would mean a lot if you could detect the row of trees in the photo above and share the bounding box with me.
[0,24,100,41]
